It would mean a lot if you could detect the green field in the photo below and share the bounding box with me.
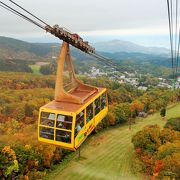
[46,103,180,180]
[29,64,41,74]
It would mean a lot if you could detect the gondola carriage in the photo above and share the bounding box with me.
[0,0,110,151]
[38,42,108,151]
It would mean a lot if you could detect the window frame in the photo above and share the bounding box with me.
[86,102,94,123]
[56,114,73,130]
[40,112,56,127]
[55,114,73,144]
[75,110,85,137]
[100,92,107,110]
[94,96,101,115]
[39,111,74,144]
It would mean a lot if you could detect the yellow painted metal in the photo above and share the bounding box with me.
[55,41,98,104]
[38,41,108,151]
[38,90,108,151]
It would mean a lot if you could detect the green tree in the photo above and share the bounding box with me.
[132,125,161,153]
[160,108,166,117]
[164,118,180,132]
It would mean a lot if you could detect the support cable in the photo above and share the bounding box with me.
[88,52,121,71]
[175,0,178,75]
[9,0,49,26]
[176,28,180,75]
[0,1,45,30]
[0,1,118,69]
[0,3,27,20]
[167,0,175,79]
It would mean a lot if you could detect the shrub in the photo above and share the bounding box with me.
[113,103,130,123]
[131,154,144,174]
[37,145,56,168]
[94,121,103,133]
[13,144,43,175]
[107,112,116,126]
[132,124,180,178]
[160,108,166,117]
[132,125,161,154]
[157,141,180,160]
[164,117,180,132]
[160,128,180,144]
[0,146,19,178]
[157,141,180,178]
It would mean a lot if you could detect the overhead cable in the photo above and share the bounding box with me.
[167,0,175,78]
[166,0,180,79]
[0,1,45,30]
[9,0,49,26]
[0,0,118,69]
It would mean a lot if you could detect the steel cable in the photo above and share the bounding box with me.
[0,1,45,30]
[0,1,120,70]
[167,0,175,79]
[9,0,49,26]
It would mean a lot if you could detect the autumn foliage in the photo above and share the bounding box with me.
[0,72,180,179]
[132,124,180,179]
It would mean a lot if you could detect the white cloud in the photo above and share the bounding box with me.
[80,27,169,36]
[0,0,172,46]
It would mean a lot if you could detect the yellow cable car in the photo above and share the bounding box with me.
[38,42,108,151]
[38,88,108,151]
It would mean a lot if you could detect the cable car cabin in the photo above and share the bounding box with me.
[38,41,108,151]
[38,88,108,151]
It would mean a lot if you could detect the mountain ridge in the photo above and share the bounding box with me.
[93,39,169,55]
[0,36,170,67]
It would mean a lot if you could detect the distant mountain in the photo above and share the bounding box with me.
[0,36,171,68]
[93,40,169,55]
[100,51,171,67]
[0,36,54,60]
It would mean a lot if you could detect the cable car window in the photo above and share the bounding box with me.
[56,114,72,130]
[101,93,107,109]
[75,110,84,136]
[40,127,54,140]
[86,103,93,123]
[40,112,55,127]
[56,130,71,143]
[95,97,101,115]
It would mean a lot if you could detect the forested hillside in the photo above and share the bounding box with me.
[47,105,180,180]
[0,36,52,60]
[0,72,179,179]
[0,36,175,71]
[0,59,33,72]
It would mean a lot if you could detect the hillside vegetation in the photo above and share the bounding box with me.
[46,103,180,180]
[0,72,179,179]
[0,59,33,72]
[0,36,176,77]
[0,36,52,60]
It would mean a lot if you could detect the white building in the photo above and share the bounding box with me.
[90,67,107,77]
[157,82,172,89]
[138,86,148,91]
[177,76,180,82]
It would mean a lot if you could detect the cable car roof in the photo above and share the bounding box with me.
[41,87,106,114]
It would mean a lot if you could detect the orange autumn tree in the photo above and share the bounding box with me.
[130,100,144,117]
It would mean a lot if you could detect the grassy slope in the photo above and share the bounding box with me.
[29,64,41,74]
[47,103,180,180]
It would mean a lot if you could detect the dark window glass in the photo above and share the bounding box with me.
[40,127,54,140]
[101,93,107,109]
[40,112,55,127]
[86,103,93,123]
[56,114,72,130]
[95,97,101,115]
[56,130,71,143]
[75,110,84,136]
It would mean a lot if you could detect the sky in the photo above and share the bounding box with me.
[0,0,173,47]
